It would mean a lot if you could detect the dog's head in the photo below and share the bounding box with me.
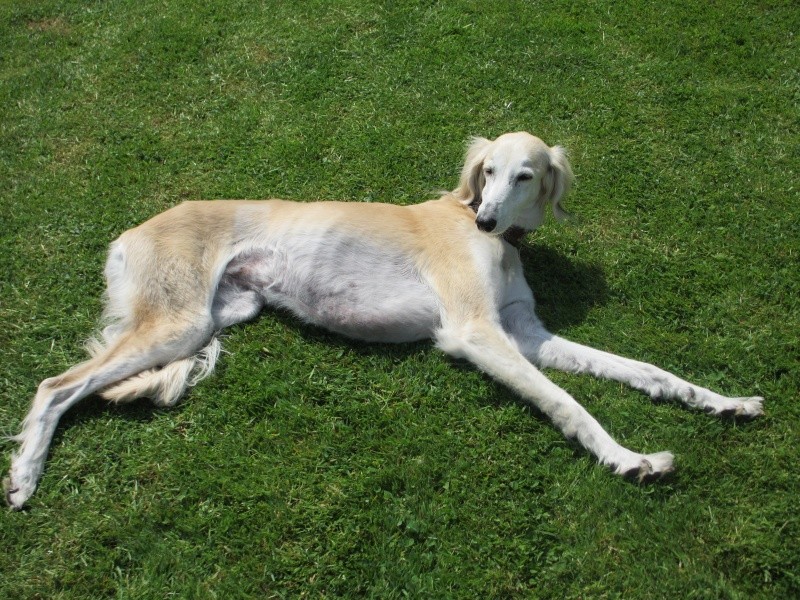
[456,132,573,235]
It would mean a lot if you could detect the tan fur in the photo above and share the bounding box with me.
[120,195,493,326]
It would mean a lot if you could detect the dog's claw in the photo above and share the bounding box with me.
[637,459,653,483]
[637,457,674,483]
[3,477,21,510]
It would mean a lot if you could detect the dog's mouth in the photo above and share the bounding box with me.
[468,198,527,245]
[475,216,528,247]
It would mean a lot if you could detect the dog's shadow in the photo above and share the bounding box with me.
[518,242,609,332]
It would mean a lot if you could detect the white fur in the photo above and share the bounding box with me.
[216,230,439,342]
[4,131,763,509]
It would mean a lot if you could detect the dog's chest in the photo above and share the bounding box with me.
[232,231,439,342]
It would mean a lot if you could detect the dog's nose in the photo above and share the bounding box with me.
[476,217,497,233]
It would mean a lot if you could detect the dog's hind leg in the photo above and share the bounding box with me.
[436,319,674,480]
[500,302,764,418]
[5,317,213,509]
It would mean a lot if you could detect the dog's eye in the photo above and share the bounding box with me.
[517,173,533,182]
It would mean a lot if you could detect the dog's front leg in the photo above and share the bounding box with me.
[435,320,674,480]
[500,302,764,418]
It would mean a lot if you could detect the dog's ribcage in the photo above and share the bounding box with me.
[212,229,440,342]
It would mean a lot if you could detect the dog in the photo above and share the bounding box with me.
[4,131,764,509]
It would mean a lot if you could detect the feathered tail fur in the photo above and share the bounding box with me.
[86,336,221,407]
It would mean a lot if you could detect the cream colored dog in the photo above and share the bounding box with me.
[5,132,764,508]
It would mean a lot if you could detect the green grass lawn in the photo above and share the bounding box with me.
[1,0,798,597]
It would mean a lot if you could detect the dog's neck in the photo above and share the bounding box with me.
[468,198,529,247]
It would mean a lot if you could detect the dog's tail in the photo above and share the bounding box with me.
[86,336,221,407]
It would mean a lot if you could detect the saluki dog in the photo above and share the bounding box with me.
[5,132,764,509]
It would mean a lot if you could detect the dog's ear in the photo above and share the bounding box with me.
[456,136,491,206]
[541,145,574,220]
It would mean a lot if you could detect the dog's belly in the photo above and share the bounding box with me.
[214,234,439,343]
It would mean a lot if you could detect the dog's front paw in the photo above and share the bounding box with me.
[615,451,675,483]
[708,395,765,419]
[4,471,36,511]
[733,396,764,418]
[699,393,764,419]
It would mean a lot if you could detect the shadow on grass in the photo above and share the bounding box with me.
[519,242,609,333]
[58,394,161,430]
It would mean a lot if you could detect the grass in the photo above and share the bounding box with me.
[0,0,798,597]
